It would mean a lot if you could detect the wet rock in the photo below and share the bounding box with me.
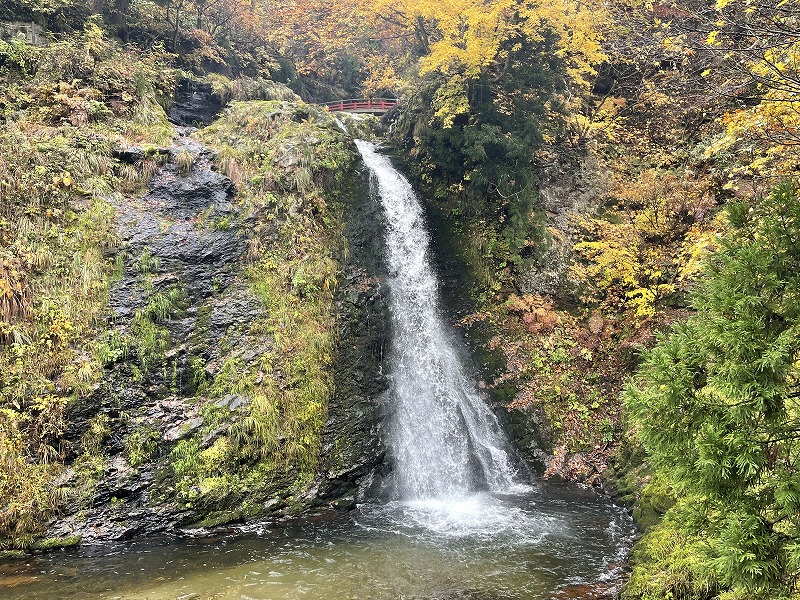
[0,573,39,587]
[48,503,195,545]
[317,172,390,504]
[145,167,233,216]
[200,425,227,447]
[553,582,620,599]
[46,128,252,542]
[164,416,204,441]
[44,105,387,547]
[109,147,244,319]
[215,394,250,411]
[168,80,223,127]
[113,146,171,164]
[112,146,145,163]
[209,289,261,331]
[505,402,553,474]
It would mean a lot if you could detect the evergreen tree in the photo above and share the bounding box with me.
[625,180,800,599]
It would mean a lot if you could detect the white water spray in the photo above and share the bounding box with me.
[356,140,518,501]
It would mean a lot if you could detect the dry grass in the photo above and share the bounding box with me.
[175,149,195,174]
[0,26,175,546]
[0,259,31,329]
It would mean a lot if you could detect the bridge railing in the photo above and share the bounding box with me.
[323,98,398,112]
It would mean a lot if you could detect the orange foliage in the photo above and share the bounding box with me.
[506,294,559,334]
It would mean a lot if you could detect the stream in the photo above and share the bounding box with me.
[0,140,634,600]
[0,487,631,599]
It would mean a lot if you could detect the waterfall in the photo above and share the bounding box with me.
[356,140,518,500]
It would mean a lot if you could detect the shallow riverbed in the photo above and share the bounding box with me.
[1,484,633,600]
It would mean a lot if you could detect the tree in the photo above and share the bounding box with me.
[698,0,800,100]
[625,180,800,598]
[358,0,611,281]
[664,0,800,180]
[368,0,607,125]
[108,0,132,41]
[0,0,93,30]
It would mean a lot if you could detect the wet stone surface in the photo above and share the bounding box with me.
[111,133,242,313]
[47,127,390,546]
[52,129,253,542]
[168,80,223,127]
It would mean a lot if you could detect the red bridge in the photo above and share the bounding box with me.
[323,98,398,114]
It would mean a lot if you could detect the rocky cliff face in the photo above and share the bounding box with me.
[42,99,390,545]
[517,152,609,300]
[317,173,390,506]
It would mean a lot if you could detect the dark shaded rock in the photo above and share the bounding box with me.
[47,503,195,544]
[145,168,234,217]
[505,403,553,474]
[168,80,223,127]
[112,145,171,164]
[112,146,145,163]
[48,394,220,542]
[209,290,261,331]
[317,169,390,505]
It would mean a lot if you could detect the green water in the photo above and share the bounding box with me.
[0,486,633,600]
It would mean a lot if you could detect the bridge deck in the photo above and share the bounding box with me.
[324,98,397,115]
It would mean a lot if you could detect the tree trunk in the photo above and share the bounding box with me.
[111,0,131,43]
[196,0,205,30]
[172,0,181,52]
[414,17,430,54]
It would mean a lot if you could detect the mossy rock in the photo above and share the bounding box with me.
[632,479,676,531]
[30,535,81,552]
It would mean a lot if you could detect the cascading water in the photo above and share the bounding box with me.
[0,140,636,600]
[356,140,517,501]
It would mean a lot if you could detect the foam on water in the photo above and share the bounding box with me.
[366,494,553,543]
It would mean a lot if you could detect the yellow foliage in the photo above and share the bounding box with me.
[711,93,800,177]
[369,0,608,123]
[626,285,675,318]
[572,223,674,320]
[270,0,374,77]
[431,75,471,127]
[415,0,517,78]
[571,168,718,320]
[362,55,405,95]
[566,95,627,144]
[0,257,30,329]
[701,3,800,177]
[520,0,607,88]
[676,223,722,282]
[574,234,641,290]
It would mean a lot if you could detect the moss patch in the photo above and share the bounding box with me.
[30,535,81,552]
